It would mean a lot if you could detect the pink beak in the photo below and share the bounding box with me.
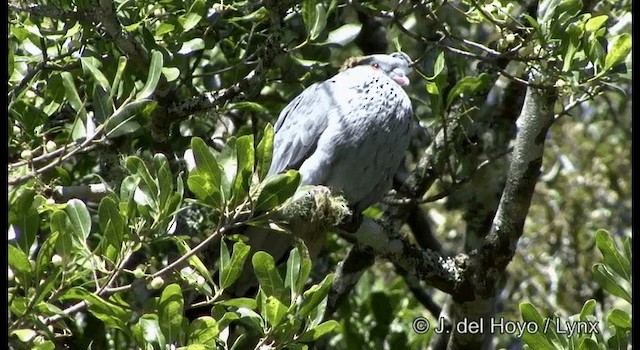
[393,75,410,86]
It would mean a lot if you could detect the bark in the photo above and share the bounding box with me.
[444,81,557,349]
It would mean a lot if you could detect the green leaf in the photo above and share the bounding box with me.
[216,298,257,309]
[519,302,555,350]
[607,309,631,329]
[595,229,631,281]
[110,56,128,100]
[175,238,214,285]
[622,237,631,263]
[256,123,274,181]
[137,50,163,99]
[153,154,174,215]
[432,51,445,79]
[220,241,251,289]
[92,85,113,123]
[303,1,328,41]
[317,23,362,46]
[156,22,175,36]
[60,287,132,331]
[255,170,301,212]
[178,38,206,55]
[562,24,582,72]
[579,299,596,320]
[162,67,181,82]
[187,316,219,346]
[295,244,312,296]
[252,251,285,299]
[297,320,338,342]
[236,307,264,334]
[182,0,205,32]
[159,283,187,344]
[50,210,72,257]
[578,338,600,350]
[125,156,159,207]
[231,135,254,205]
[263,295,287,327]
[584,15,608,32]
[187,169,223,207]
[607,324,630,349]
[80,56,111,92]
[426,81,439,95]
[190,137,222,183]
[298,274,333,317]
[65,199,91,242]
[134,314,167,349]
[285,246,302,297]
[446,73,493,108]
[10,329,37,342]
[105,99,155,138]
[35,231,59,281]
[60,71,88,121]
[604,33,631,72]
[8,244,32,280]
[9,188,39,252]
[120,175,140,219]
[592,264,631,303]
[217,137,238,201]
[99,197,126,249]
[227,101,269,113]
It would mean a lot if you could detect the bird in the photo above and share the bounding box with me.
[232,52,414,295]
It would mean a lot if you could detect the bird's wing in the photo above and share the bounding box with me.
[268,81,333,175]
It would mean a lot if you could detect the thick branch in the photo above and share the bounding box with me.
[445,78,557,349]
[338,218,469,298]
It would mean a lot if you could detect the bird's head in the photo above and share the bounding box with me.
[340,52,413,86]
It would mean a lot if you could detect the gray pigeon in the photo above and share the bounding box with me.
[233,52,414,295]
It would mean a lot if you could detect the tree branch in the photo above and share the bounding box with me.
[445,77,557,349]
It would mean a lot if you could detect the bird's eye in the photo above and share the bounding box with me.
[371,63,380,69]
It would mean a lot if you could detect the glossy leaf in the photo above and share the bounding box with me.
[318,23,362,46]
[254,170,301,212]
[137,50,163,99]
[298,274,333,317]
[105,99,154,138]
[595,229,631,281]
[187,316,219,345]
[263,295,287,327]
[134,314,167,349]
[220,240,251,290]
[159,283,187,344]
[99,197,126,249]
[256,123,274,181]
[60,287,132,331]
[297,320,338,342]
[592,264,631,303]
[182,0,205,32]
[65,199,91,241]
[519,302,555,350]
[252,251,285,299]
[604,33,631,72]
[80,56,111,92]
[35,231,59,281]
[110,56,128,100]
[231,135,254,205]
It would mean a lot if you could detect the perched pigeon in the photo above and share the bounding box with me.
[270,51,414,211]
[233,52,414,295]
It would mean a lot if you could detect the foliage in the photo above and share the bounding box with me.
[8,0,631,349]
[519,229,631,350]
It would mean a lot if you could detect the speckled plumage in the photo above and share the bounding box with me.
[232,53,414,296]
[269,52,414,212]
